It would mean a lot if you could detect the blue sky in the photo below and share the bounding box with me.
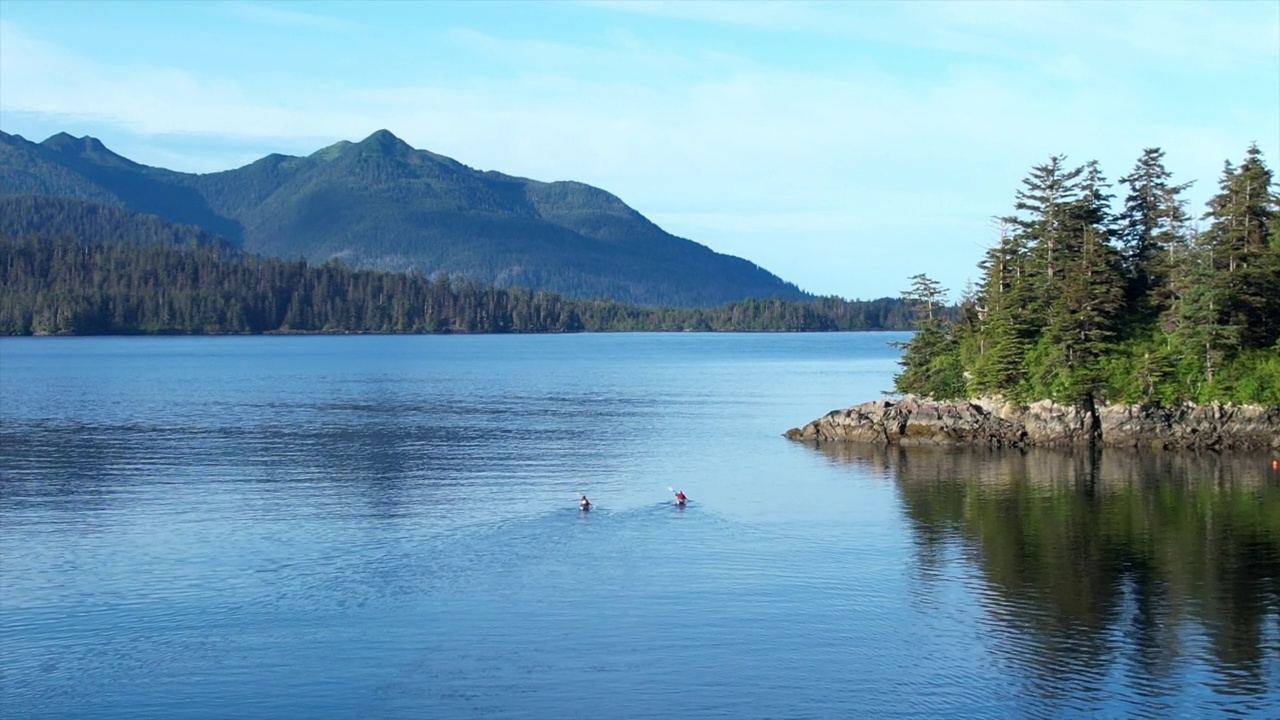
[1,1,1276,300]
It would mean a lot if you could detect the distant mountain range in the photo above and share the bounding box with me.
[0,129,810,306]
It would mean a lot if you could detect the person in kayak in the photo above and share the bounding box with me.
[580,495,592,510]
[674,490,687,506]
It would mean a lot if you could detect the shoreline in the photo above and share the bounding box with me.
[785,395,1280,451]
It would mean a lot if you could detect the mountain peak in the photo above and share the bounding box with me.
[41,132,136,168]
[357,129,412,156]
[310,140,353,162]
[41,132,84,151]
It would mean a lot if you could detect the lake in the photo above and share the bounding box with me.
[1,333,1277,719]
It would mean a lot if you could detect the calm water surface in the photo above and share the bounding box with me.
[1,334,1277,719]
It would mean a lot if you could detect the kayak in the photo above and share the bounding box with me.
[580,503,591,511]
[675,499,686,506]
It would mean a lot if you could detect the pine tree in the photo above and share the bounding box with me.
[1037,161,1125,401]
[1164,230,1240,397]
[966,219,1034,398]
[1202,145,1275,273]
[1197,144,1280,350]
[892,274,965,398]
[1116,148,1194,317]
[1013,155,1084,322]
[890,145,1276,407]
[902,273,947,322]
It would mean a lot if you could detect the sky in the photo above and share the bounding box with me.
[1,1,1277,300]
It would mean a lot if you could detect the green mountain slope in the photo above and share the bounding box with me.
[0,129,808,306]
[0,194,231,250]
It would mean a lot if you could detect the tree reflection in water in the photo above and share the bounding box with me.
[810,442,1280,707]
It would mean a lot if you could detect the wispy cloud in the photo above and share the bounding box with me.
[0,21,357,141]
[581,0,837,32]
[446,26,749,85]
[217,1,360,32]
[0,1,1275,297]
[588,0,1280,69]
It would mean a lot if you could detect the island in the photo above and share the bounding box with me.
[789,146,1280,451]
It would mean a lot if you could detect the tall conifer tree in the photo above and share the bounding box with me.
[967,220,1034,397]
[1198,144,1280,349]
[1038,160,1124,401]
[1013,156,1084,325]
[1117,148,1193,317]
[893,274,964,398]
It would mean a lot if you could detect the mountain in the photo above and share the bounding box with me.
[0,129,809,306]
[0,131,244,241]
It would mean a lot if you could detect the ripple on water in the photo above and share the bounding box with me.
[2,336,1278,719]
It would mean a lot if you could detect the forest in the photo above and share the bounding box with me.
[894,145,1280,406]
[0,231,915,335]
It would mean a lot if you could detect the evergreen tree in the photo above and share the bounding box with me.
[1198,144,1280,350]
[1163,230,1240,397]
[1116,148,1193,317]
[966,219,1034,398]
[1013,155,1084,320]
[898,144,1278,407]
[893,274,964,398]
[1036,160,1124,401]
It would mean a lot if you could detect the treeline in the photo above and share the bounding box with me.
[895,144,1280,405]
[0,233,917,335]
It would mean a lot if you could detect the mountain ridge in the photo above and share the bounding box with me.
[0,128,805,306]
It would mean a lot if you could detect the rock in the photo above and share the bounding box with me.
[785,395,1280,451]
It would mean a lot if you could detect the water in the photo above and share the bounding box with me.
[1,333,1277,719]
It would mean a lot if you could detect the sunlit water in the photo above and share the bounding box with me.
[1,334,1277,719]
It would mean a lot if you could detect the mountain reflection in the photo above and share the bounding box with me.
[813,443,1280,701]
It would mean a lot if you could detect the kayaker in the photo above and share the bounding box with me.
[580,495,592,510]
[674,490,686,505]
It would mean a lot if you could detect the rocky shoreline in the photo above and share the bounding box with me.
[784,395,1280,451]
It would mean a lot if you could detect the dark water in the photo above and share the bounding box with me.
[1,334,1277,719]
